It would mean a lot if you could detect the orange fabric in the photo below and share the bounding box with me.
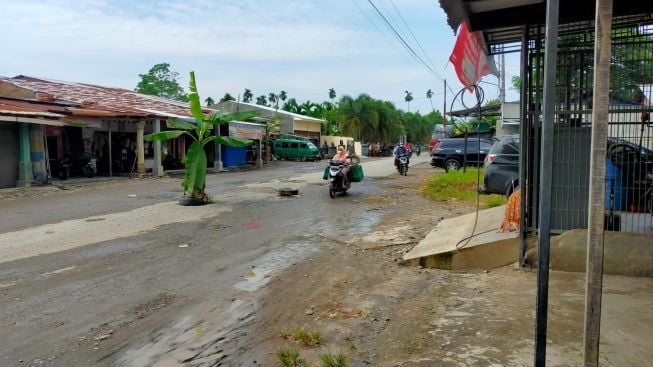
[499,188,521,233]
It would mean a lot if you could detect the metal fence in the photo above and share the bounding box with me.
[524,19,653,234]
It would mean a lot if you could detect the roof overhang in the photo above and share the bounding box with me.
[440,0,653,52]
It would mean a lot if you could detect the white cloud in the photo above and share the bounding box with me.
[1,0,490,114]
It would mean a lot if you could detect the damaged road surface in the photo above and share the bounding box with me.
[3,154,652,366]
[0,156,436,366]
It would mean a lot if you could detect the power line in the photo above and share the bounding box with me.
[350,0,413,65]
[365,0,446,83]
[388,0,436,68]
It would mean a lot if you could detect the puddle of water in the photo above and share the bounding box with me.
[348,211,382,236]
[360,196,395,206]
[233,242,318,292]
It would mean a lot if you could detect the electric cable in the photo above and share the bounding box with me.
[365,0,446,82]
[447,84,486,250]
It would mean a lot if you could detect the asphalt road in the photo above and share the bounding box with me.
[0,154,431,366]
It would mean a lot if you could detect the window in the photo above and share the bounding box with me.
[300,143,307,149]
[281,142,290,148]
[275,141,281,147]
[290,142,299,149]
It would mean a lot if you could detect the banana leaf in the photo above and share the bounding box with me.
[168,117,197,130]
[188,71,205,123]
[182,140,207,198]
[144,130,187,141]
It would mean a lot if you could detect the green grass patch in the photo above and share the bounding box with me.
[423,168,506,208]
[276,348,309,367]
[319,352,348,367]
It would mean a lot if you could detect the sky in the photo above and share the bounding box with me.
[1,0,520,114]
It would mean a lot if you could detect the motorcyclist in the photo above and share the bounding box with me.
[331,145,351,185]
[393,143,408,168]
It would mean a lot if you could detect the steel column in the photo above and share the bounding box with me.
[535,0,559,365]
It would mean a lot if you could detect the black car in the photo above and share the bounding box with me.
[480,135,653,197]
[430,138,494,172]
[481,135,520,196]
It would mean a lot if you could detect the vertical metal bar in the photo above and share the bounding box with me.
[535,0,560,364]
[108,120,112,177]
[584,0,612,364]
[519,25,529,267]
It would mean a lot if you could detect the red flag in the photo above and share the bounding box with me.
[449,22,499,90]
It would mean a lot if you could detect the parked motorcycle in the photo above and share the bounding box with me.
[397,154,409,176]
[50,155,97,180]
[328,159,351,198]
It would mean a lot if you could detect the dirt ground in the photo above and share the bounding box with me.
[254,163,653,367]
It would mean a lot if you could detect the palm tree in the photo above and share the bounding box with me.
[329,88,336,101]
[282,98,299,113]
[205,96,215,106]
[256,95,268,106]
[243,89,253,103]
[426,89,434,112]
[404,90,413,112]
[279,90,287,103]
[268,93,278,108]
[219,93,235,103]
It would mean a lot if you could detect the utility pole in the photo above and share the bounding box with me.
[443,79,447,127]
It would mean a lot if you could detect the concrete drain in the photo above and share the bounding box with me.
[279,187,299,196]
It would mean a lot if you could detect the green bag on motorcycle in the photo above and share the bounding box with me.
[347,164,364,182]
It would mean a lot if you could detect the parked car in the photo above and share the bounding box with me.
[481,135,653,200]
[481,134,520,196]
[430,138,494,172]
[272,137,321,161]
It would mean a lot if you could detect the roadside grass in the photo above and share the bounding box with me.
[423,168,506,208]
[280,327,324,347]
[319,352,348,367]
[276,348,309,367]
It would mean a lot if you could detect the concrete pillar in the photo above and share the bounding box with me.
[256,139,263,168]
[136,120,146,176]
[152,119,164,176]
[16,122,33,187]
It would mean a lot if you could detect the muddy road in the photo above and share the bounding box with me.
[0,155,437,366]
[4,154,651,367]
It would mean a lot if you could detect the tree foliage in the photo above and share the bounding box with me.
[243,89,253,103]
[219,93,236,103]
[135,63,189,102]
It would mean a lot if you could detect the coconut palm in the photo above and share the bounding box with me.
[426,89,434,111]
[205,97,215,106]
[268,93,278,108]
[279,90,287,103]
[243,89,253,103]
[329,88,336,101]
[404,90,413,112]
[256,95,268,106]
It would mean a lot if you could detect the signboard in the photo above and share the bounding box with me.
[229,121,264,140]
[449,22,499,90]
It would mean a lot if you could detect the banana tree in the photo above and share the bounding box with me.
[145,71,259,203]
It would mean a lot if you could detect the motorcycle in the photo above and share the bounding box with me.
[397,154,409,176]
[328,159,351,198]
[50,155,97,180]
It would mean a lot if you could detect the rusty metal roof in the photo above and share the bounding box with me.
[0,75,204,119]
